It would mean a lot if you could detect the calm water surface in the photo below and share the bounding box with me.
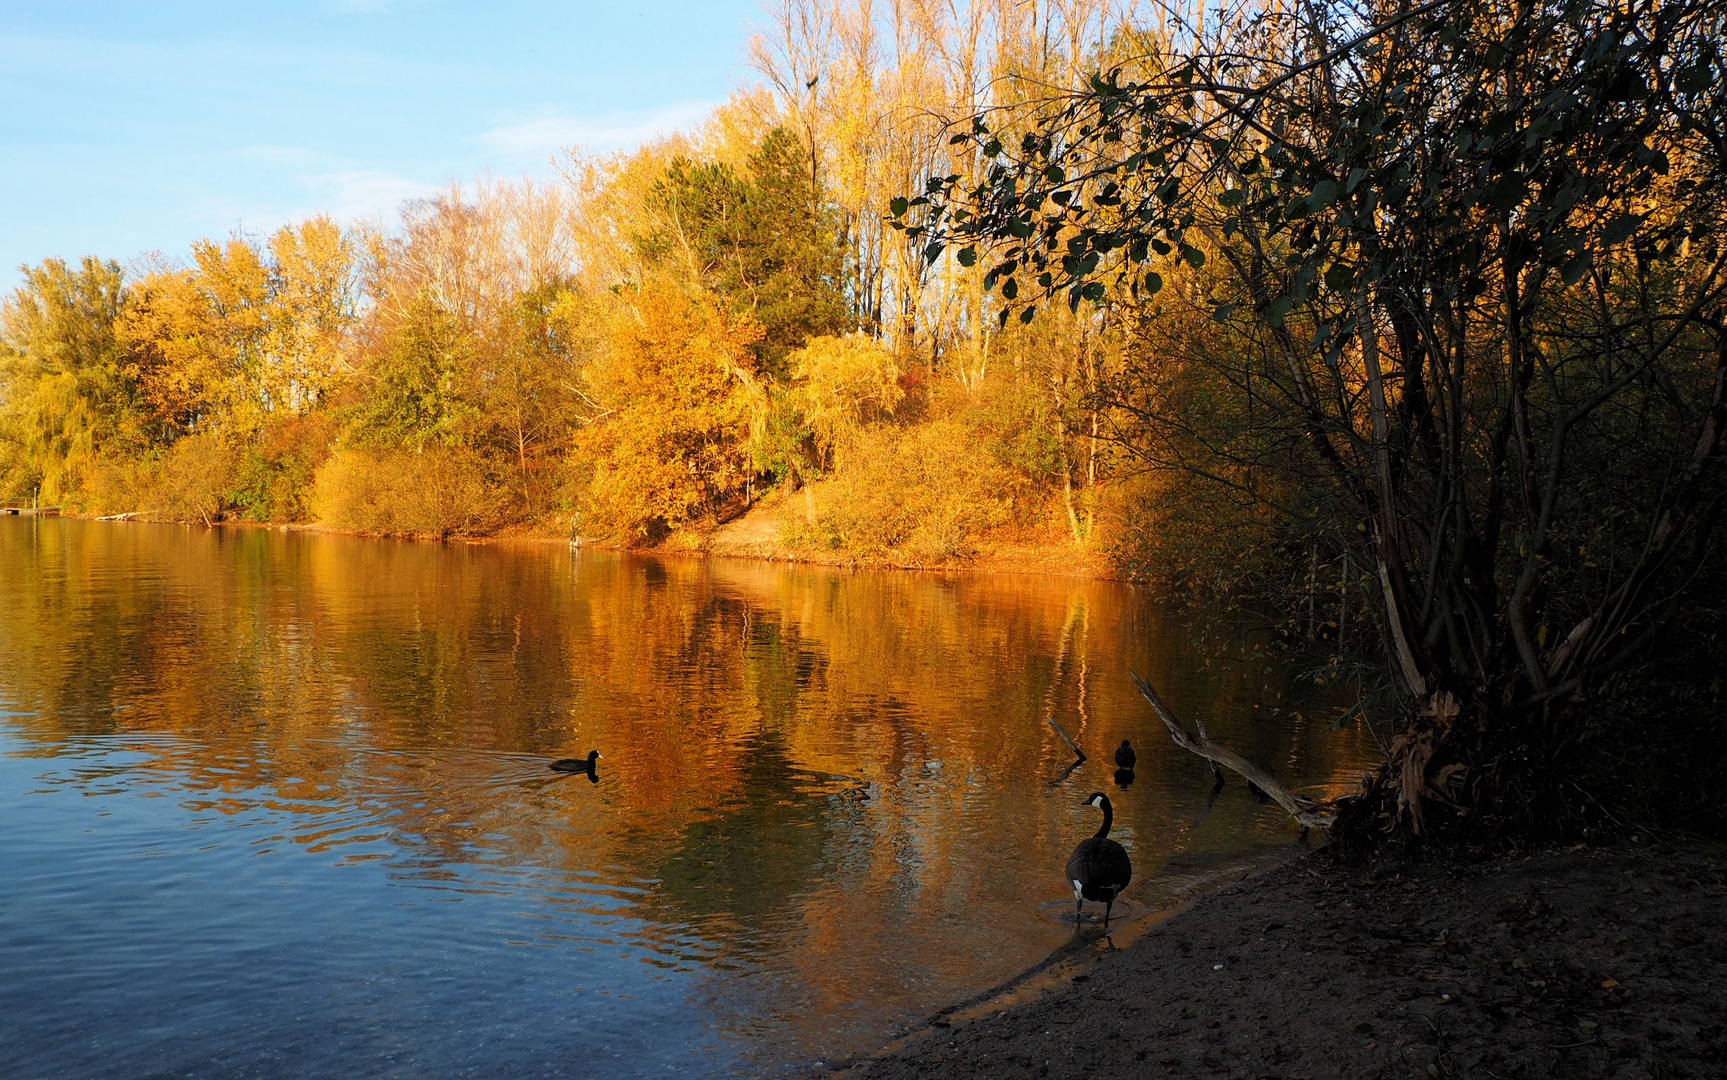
[0,518,1373,1079]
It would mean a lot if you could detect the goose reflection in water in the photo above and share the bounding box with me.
[549,750,602,783]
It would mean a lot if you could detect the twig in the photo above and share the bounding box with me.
[1130,670,1334,829]
[1190,711,1226,786]
[1045,716,1087,763]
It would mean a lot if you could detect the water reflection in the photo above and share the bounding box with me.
[0,518,1375,1078]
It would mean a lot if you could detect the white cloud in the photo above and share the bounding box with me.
[239,147,433,218]
[297,169,438,221]
[475,101,716,160]
[207,164,438,234]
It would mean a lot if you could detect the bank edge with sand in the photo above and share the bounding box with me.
[824,844,1727,1079]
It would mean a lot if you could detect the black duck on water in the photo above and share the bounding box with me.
[1114,740,1136,770]
[549,750,602,782]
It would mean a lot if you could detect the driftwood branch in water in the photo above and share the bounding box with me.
[1045,716,1087,784]
[1129,671,1335,829]
[1045,716,1086,763]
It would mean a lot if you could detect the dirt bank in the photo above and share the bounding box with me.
[645,488,1117,578]
[826,843,1727,1079]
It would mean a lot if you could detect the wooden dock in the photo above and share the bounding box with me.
[1,505,60,516]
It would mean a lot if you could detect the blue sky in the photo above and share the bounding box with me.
[0,1,762,293]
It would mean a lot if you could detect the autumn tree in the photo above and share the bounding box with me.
[469,282,587,516]
[347,297,472,450]
[577,283,763,541]
[637,127,849,373]
[0,257,134,502]
[751,0,1159,360]
[119,269,224,442]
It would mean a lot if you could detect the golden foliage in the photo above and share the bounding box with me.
[0,256,128,503]
[117,219,356,438]
[7,4,1144,551]
[794,418,1015,560]
[577,283,763,541]
[78,431,239,523]
[788,334,903,457]
[149,432,241,525]
[311,445,503,537]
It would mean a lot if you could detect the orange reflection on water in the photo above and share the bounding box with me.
[0,518,1377,1069]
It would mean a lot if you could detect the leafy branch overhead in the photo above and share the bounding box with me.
[896,0,1725,332]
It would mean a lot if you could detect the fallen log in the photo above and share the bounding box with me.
[1130,671,1335,830]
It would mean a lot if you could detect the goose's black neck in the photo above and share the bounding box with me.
[1093,796,1114,839]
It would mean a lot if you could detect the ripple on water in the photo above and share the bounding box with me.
[0,520,1376,1079]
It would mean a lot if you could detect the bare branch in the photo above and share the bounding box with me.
[1130,671,1334,829]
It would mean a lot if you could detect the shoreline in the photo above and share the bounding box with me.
[823,842,1727,1079]
[52,509,1139,584]
[836,846,1315,1068]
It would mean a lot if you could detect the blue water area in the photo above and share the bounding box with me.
[0,735,739,1080]
[0,518,1373,1079]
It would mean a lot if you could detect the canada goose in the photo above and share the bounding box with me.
[1114,739,1137,770]
[1066,792,1132,926]
[549,750,601,782]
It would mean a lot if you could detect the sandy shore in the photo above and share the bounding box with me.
[823,842,1727,1079]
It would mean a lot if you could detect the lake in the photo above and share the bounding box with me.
[0,518,1373,1079]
